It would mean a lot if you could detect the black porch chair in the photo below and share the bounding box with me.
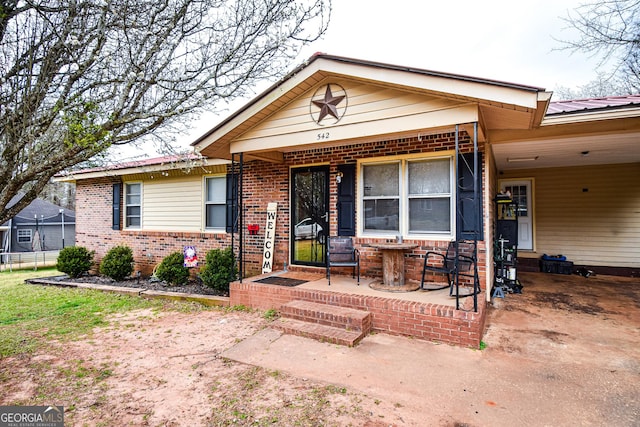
[326,236,360,286]
[420,240,478,294]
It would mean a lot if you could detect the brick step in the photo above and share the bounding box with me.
[279,300,371,333]
[271,317,365,347]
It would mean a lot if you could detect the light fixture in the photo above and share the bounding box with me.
[507,156,539,163]
[336,171,343,183]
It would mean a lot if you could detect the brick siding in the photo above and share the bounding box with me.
[230,280,487,348]
[75,177,233,275]
[75,131,487,287]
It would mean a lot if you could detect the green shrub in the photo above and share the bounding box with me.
[99,245,134,281]
[200,247,237,293]
[56,246,94,278]
[155,251,190,286]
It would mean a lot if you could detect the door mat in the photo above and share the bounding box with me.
[253,277,308,287]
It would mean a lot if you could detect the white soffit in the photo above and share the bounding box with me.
[493,132,640,170]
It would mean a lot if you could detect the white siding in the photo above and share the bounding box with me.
[501,163,640,268]
[237,80,466,142]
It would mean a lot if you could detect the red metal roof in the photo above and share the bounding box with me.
[547,95,640,115]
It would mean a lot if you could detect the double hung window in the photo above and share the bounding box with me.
[361,156,453,236]
[125,183,141,228]
[407,158,451,233]
[205,176,226,229]
[363,163,400,231]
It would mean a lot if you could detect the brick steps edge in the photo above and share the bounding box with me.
[271,317,365,347]
[280,300,372,333]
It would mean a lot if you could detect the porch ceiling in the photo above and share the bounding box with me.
[492,129,640,171]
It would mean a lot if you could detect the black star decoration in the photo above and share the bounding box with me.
[312,85,345,123]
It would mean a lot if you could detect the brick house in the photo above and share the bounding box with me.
[60,54,640,346]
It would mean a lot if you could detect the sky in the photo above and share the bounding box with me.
[125,0,607,157]
[302,0,601,90]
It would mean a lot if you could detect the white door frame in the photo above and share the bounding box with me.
[498,178,534,251]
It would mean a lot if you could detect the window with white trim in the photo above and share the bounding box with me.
[407,158,451,233]
[363,162,400,231]
[205,176,226,229]
[124,183,141,228]
[361,156,453,236]
[17,229,32,243]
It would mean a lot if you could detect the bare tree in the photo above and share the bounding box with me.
[39,181,76,210]
[0,0,331,224]
[559,0,640,93]
[553,72,632,100]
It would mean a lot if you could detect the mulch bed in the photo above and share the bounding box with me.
[46,275,229,297]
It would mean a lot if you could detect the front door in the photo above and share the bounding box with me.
[291,166,329,266]
[499,179,534,250]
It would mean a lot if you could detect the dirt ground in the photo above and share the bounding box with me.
[2,271,639,426]
[2,306,400,426]
[478,271,640,426]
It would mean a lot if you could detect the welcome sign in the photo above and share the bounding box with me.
[261,203,277,273]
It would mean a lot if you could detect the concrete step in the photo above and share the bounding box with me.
[279,300,372,333]
[271,317,365,347]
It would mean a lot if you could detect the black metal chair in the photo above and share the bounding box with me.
[420,240,478,295]
[326,236,360,286]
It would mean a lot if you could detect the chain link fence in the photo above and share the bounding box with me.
[0,250,60,272]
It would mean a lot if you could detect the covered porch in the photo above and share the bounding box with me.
[190,55,638,347]
[193,54,551,308]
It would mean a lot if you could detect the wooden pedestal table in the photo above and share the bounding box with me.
[369,242,419,292]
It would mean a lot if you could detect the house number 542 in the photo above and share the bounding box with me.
[317,132,330,140]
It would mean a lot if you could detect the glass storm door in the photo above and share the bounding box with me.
[500,179,533,250]
[291,166,329,266]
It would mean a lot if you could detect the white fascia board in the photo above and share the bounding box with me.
[193,61,326,152]
[324,60,542,110]
[194,57,542,153]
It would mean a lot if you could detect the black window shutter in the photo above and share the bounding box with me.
[226,173,238,233]
[337,164,356,236]
[112,183,121,230]
[457,152,483,240]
